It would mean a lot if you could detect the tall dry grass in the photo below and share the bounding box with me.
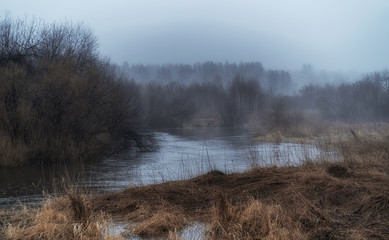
[131,206,187,238]
[3,188,122,240]
[208,194,306,240]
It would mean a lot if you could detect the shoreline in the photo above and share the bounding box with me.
[2,131,389,239]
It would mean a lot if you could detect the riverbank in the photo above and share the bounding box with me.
[255,120,389,144]
[1,133,389,239]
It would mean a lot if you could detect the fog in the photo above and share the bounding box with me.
[2,0,389,72]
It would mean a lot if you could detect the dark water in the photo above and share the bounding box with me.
[0,128,324,208]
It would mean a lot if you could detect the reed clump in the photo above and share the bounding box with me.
[131,207,187,238]
[3,189,122,240]
[208,194,306,240]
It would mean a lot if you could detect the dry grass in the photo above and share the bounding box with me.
[131,206,187,238]
[2,189,122,240]
[208,194,306,240]
[90,132,389,239]
[255,117,389,144]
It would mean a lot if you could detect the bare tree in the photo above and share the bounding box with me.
[37,22,98,69]
[0,15,40,69]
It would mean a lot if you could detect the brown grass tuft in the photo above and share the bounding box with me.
[66,190,91,223]
[209,194,306,240]
[4,191,122,240]
[357,193,389,215]
[131,205,187,238]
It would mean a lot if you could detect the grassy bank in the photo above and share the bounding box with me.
[1,132,389,239]
[254,115,389,144]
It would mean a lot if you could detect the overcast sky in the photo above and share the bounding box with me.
[2,0,389,71]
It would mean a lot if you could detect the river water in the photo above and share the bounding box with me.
[0,128,325,208]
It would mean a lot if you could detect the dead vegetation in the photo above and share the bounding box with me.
[256,119,389,145]
[91,133,389,239]
[2,131,389,239]
[2,189,122,240]
[208,194,306,240]
[131,206,187,238]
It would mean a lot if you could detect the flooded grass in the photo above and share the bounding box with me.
[2,128,389,239]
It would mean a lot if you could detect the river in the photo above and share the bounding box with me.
[0,128,324,208]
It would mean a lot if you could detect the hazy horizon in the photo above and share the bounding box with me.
[2,0,389,72]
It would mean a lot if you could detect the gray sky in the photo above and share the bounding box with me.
[2,0,389,71]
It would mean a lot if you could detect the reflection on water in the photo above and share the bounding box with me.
[0,128,328,208]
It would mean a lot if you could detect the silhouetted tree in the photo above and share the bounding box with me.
[220,75,263,127]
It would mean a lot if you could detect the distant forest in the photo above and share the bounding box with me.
[120,61,357,95]
[118,62,389,128]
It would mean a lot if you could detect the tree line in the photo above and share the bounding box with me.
[299,71,389,121]
[0,16,149,167]
[126,64,389,129]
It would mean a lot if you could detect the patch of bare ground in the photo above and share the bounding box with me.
[3,134,389,239]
